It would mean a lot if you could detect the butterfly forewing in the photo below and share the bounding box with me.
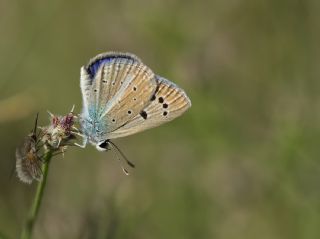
[80,53,142,118]
[95,57,133,112]
[100,62,157,134]
[80,52,158,141]
[80,67,93,117]
[106,76,191,139]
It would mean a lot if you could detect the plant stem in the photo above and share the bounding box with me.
[20,151,52,239]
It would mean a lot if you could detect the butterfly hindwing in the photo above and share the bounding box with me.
[100,62,157,134]
[106,76,191,139]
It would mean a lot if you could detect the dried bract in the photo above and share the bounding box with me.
[16,115,43,184]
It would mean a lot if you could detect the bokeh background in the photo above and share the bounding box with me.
[1,0,320,238]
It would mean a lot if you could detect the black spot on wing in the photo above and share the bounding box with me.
[140,111,148,119]
[150,82,160,101]
[150,94,156,101]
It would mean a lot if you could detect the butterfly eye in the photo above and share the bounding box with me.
[96,140,110,151]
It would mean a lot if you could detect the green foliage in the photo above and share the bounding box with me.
[0,0,320,238]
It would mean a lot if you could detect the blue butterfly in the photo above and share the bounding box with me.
[77,52,191,152]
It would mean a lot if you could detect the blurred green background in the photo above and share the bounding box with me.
[1,0,320,238]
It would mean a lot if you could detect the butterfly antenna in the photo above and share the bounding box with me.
[108,140,135,168]
[108,143,130,175]
[108,141,135,176]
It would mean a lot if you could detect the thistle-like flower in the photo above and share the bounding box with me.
[16,107,79,184]
[41,106,78,150]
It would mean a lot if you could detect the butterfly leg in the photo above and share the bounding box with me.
[74,136,88,148]
[73,132,88,148]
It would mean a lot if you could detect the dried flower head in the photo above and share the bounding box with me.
[16,114,43,184]
[16,107,79,184]
[42,106,78,150]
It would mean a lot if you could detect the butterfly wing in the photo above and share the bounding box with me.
[80,52,157,142]
[80,52,142,118]
[105,76,191,139]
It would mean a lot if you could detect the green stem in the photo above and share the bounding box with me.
[20,151,52,239]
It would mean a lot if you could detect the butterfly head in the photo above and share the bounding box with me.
[96,140,110,151]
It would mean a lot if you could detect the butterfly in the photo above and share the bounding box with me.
[77,52,191,153]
